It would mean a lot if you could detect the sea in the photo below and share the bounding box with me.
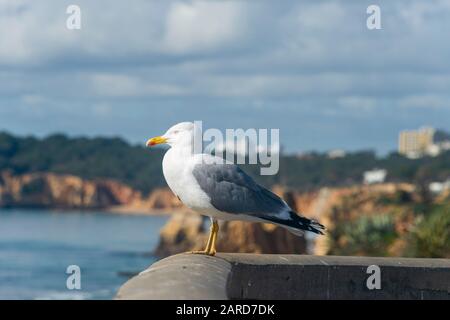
[0,209,168,300]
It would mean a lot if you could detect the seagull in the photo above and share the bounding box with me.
[146,122,325,256]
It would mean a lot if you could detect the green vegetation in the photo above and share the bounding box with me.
[328,192,449,259]
[1,131,450,194]
[1,131,448,258]
[406,204,450,258]
[434,129,450,143]
[246,150,450,191]
[328,214,398,256]
[0,132,166,194]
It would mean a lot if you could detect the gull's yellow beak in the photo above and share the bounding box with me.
[146,136,168,147]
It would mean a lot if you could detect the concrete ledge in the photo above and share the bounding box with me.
[116,254,231,300]
[116,254,450,300]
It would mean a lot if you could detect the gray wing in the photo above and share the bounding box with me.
[192,163,287,217]
[192,163,326,235]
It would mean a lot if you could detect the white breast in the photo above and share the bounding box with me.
[162,149,214,212]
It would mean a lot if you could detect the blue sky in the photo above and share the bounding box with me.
[0,0,449,154]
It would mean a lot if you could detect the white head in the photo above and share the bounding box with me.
[146,122,195,149]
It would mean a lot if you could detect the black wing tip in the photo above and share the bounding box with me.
[290,211,326,235]
[309,219,326,235]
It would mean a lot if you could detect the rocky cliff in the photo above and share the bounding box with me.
[153,213,308,257]
[0,171,184,212]
[154,188,309,257]
[153,183,422,257]
[3,170,440,257]
[0,171,141,209]
[110,187,183,214]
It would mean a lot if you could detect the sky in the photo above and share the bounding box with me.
[0,0,450,154]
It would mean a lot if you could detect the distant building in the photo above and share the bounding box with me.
[327,149,346,159]
[429,180,450,194]
[398,127,450,158]
[363,169,387,185]
[398,127,436,159]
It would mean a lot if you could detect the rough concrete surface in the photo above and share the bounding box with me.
[116,254,231,300]
[116,253,450,300]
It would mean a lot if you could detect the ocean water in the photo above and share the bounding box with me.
[0,209,168,300]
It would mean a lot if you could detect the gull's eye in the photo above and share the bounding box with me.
[173,130,179,134]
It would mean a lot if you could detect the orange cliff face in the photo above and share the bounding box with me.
[2,170,429,257]
[113,187,184,214]
[153,213,308,257]
[0,170,187,213]
[154,186,311,257]
[153,183,421,257]
[0,171,141,209]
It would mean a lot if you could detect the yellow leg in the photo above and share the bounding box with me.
[208,221,219,256]
[190,219,219,256]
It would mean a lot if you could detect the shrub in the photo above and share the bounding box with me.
[405,204,450,258]
[328,214,398,256]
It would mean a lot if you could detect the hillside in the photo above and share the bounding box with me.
[1,131,449,195]
[0,170,181,212]
[154,184,450,259]
[0,132,166,194]
[0,168,447,258]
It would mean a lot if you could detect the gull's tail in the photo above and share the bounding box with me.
[287,211,326,236]
[263,210,326,236]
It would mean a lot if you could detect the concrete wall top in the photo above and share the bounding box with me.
[116,253,450,300]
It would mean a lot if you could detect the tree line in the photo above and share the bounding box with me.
[1,131,449,194]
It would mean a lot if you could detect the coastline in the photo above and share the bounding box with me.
[0,205,181,217]
[107,205,184,216]
[0,208,167,300]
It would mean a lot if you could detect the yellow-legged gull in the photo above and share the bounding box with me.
[146,122,325,256]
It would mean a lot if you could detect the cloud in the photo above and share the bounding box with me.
[399,94,450,110]
[0,0,450,153]
[91,103,112,117]
[163,1,245,54]
[338,96,377,113]
[21,94,46,105]
[397,0,450,30]
[90,73,186,97]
